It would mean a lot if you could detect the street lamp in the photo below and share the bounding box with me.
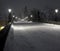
[13,15,15,18]
[8,9,12,23]
[54,9,59,21]
[8,9,12,13]
[30,15,33,18]
[16,17,18,19]
[55,9,59,13]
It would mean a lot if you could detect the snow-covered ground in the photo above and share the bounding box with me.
[4,23,60,51]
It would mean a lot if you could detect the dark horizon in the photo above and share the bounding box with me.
[0,0,60,16]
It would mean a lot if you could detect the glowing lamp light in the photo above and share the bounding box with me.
[30,15,33,18]
[8,9,12,13]
[55,9,59,13]
[15,17,18,19]
[13,15,15,18]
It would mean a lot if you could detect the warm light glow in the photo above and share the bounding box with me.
[0,26,5,31]
[8,9,12,13]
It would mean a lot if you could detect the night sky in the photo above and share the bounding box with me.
[0,0,60,16]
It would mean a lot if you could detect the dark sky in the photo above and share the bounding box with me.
[0,0,60,16]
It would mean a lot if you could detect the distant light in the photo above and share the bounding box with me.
[55,9,59,13]
[8,9,12,13]
[13,15,15,18]
[15,17,18,19]
[30,15,33,18]
[0,26,5,31]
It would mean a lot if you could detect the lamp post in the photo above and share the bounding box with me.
[8,9,12,23]
[30,15,33,21]
[55,9,59,21]
[12,15,15,22]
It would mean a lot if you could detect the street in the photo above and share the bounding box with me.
[4,23,60,51]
